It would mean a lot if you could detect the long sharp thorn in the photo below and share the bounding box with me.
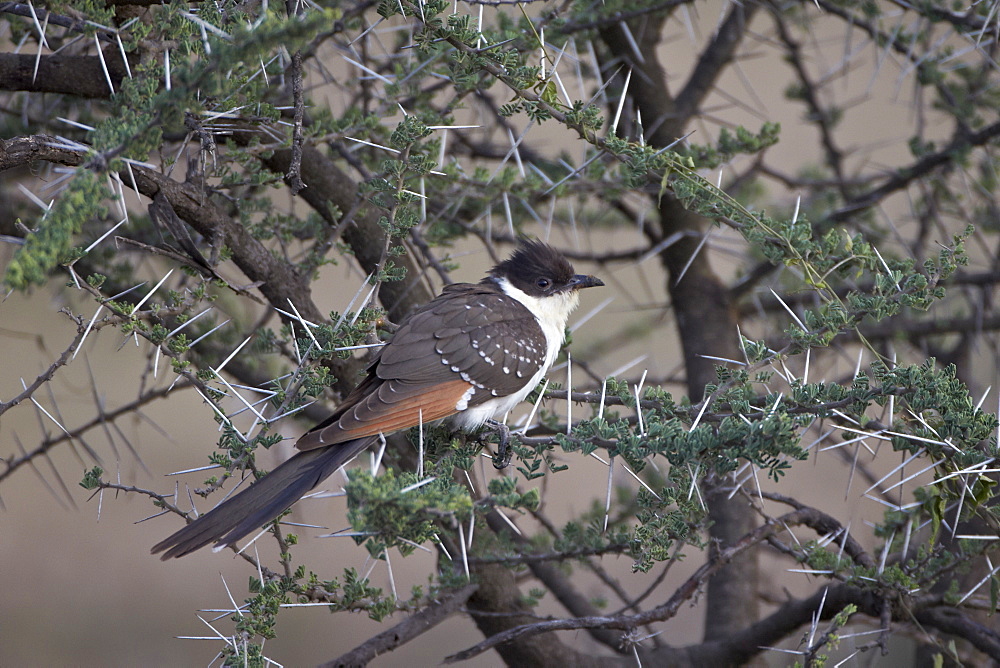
[598,378,607,421]
[384,550,397,600]
[215,335,252,374]
[188,319,230,348]
[94,35,114,94]
[73,304,104,360]
[769,288,807,331]
[417,409,424,479]
[565,353,572,435]
[520,378,548,435]
[603,456,614,533]
[372,433,387,475]
[458,521,469,578]
[610,69,632,136]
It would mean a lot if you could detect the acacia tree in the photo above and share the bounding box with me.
[3,0,1000,665]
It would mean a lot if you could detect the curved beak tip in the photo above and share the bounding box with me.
[572,274,604,289]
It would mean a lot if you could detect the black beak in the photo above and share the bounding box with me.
[565,274,604,291]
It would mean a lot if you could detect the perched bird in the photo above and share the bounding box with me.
[152,240,604,559]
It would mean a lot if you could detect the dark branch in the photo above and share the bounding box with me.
[914,607,1000,661]
[286,51,306,195]
[447,507,811,662]
[0,3,118,41]
[672,2,761,132]
[0,52,134,98]
[828,120,1000,223]
[320,584,479,668]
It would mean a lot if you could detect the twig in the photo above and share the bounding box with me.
[287,50,306,195]
[319,584,479,668]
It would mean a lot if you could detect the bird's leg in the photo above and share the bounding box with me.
[484,419,511,469]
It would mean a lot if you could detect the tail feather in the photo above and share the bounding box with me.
[151,438,374,559]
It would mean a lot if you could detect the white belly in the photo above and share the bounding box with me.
[449,361,549,430]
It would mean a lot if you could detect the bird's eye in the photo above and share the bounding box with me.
[536,277,552,290]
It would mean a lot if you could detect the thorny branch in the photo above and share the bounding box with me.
[455,512,1000,665]
[286,51,307,195]
[446,506,914,664]
[321,584,479,668]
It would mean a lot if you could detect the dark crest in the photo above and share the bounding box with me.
[488,240,577,296]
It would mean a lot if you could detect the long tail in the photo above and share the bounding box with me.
[151,437,374,559]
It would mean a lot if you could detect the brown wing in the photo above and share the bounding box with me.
[295,283,547,451]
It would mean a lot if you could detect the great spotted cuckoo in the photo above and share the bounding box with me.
[152,240,604,559]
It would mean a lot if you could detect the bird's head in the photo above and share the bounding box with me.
[487,240,604,323]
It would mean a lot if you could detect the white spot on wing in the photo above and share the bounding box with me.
[447,274,584,432]
[455,385,476,411]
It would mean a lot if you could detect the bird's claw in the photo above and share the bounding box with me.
[485,419,512,469]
